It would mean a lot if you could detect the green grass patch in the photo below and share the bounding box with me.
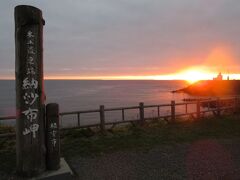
[0,125,16,175]
[0,125,15,134]
[0,137,16,176]
[61,115,240,158]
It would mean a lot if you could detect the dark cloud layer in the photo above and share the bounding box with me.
[1,0,240,78]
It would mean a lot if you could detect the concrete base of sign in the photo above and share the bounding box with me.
[35,158,74,180]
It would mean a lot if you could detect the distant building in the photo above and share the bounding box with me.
[213,72,223,80]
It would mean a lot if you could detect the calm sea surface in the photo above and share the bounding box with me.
[0,80,193,126]
[0,80,191,115]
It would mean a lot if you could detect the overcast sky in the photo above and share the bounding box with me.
[1,0,240,79]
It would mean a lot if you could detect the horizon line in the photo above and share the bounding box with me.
[0,78,189,81]
[1,73,240,81]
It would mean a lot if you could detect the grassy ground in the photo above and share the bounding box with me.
[0,125,16,177]
[0,114,240,178]
[61,115,240,158]
[0,136,16,177]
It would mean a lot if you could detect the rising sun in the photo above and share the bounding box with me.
[178,69,214,84]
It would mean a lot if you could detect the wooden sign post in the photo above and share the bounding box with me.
[46,103,60,170]
[15,5,46,177]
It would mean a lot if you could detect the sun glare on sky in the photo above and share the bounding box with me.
[176,69,215,84]
[151,68,214,83]
[41,46,240,82]
[43,69,220,83]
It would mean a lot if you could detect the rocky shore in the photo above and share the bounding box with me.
[172,80,240,96]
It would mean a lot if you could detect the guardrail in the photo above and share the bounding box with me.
[0,96,239,136]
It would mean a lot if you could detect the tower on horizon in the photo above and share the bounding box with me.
[213,72,223,80]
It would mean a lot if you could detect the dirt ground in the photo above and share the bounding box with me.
[68,138,240,180]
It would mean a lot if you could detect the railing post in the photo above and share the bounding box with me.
[122,109,125,121]
[100,105,106,133]
[77,113,80,127]
[46,103,60,170]
[185,104,188,114]
[217,98,221,116]
[171,101,175,122]
[196,100,200,119]
[139,102,145,124]
[234,97,238,114]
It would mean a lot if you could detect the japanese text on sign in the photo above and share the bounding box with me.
[21,30,40,139]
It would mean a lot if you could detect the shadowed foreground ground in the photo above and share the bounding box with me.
[1,115,240,179]
[68,138,240,180]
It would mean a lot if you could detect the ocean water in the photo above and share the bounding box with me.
[0,80,194,126]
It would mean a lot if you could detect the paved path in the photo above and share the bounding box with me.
[68,138,240,180]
